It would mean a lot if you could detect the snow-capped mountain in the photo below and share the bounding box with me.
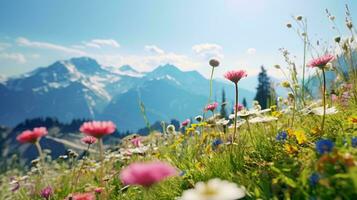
[0,57,255,131]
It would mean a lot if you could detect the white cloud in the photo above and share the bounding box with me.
[247,48,256,55]
[16,37,86,55]
[84,39,120,49]
[93,52,200,72]
[0,52,26,63]
[192,43,223,59]
[145,45,165,54]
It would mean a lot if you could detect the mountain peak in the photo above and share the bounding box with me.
[68,57,103,75]
[152,64,181,74]
[119,65,138,73]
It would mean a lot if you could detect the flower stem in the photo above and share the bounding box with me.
[301,23,307,105]
[321,68,326,133]
[208,67,215,104]
[98,138,104,161]
[35,141,44,162]
[232,83,239,142]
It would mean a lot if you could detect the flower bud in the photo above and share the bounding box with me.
[209,59,220,67]
[334,36,341,43]
[296,15,303,21]
[346,21,353,29]
[274,64,281,69]
[286,23,292,28]
[281,81,291,88]
[329,16,335,21]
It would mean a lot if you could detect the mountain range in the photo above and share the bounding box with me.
[0,57,256,131]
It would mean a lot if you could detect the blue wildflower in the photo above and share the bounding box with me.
[352,137,357,148]
[309,172,320,187]
[276,131,287,141]
[315,139,334,155]
[212,139,223,149]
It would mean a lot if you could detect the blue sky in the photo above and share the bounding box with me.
[0,0,355,78]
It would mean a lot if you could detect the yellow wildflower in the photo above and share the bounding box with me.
[272,111,282,118]
[191,123,198,128]
[348,116,357,124]
[294,130,307,144]
[284,144,298,154]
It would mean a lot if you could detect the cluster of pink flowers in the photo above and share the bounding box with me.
[80,121,116,138]
[16,127,48,143]
[120,161,178,187]
[66,192,95,200]
[308,54,334,68]
[224,70,247,84]
[205,102,219,112]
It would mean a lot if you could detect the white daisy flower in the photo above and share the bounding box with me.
[249,116,278,124]
[179,178,246,200]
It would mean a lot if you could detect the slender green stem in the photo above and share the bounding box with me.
[208,67,215,104]
[301,23,307,105]
[232,83,239,142]
[35,141,43,162]
[321,68,326,133]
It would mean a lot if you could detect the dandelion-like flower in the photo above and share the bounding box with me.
[81,136,97,145]
[40,186,53,200]
[166,125,176,134]
[224,70,247,84]
[120,161,178,187]
[205,102,219,112]
[307,54,335,68]
[16,127,48,144]
[315,139,334,154]
[181,119,190,127]
[179,178,246,200]
[195,115,203,122]
[209,59,220,67]
[80,121,116,138]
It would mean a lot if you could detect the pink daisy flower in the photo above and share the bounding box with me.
[16,127,48,144]
[80,121,116,138]
[224,70,247,84]
[307,54,334,68]
[234,103,244,112]
[181,119,190,127]
[131,136,142,147]
[205,102,219,112]
[81,136,97,145]
[120,161,178,187]
[67,192,95,200]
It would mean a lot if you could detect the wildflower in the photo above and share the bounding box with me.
[80,121,116,138]
[179,178,245,200]
[286,23,292,28]
[94,187,103,194]
[224,70,247,84]
[249,116,278,124]
[166,125,176,134]
[309,173,320,187]
[16,127,48,144]
[81,136,97,145]
[307,54,334,68]
[131,136,142,147]
[272,111,282,118]
[352,137,357,148]
[40,186,53,200]
[294,130,307,144]
[280,81,290,88]
[315,139,334,154]
[216,118,229,126]
[209,59,220,67]
[181,119,190,127]
[234,103,244,112]
[67,192,95,200]
[195,115,203,122]
[212,139,223,149]
[348,116,357,124]
[119,161,177,187]
[296,15,303,21]
[10,180,20,192]
[276,131,287,141]
[284,144,298,154]
[205,102,219,112]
